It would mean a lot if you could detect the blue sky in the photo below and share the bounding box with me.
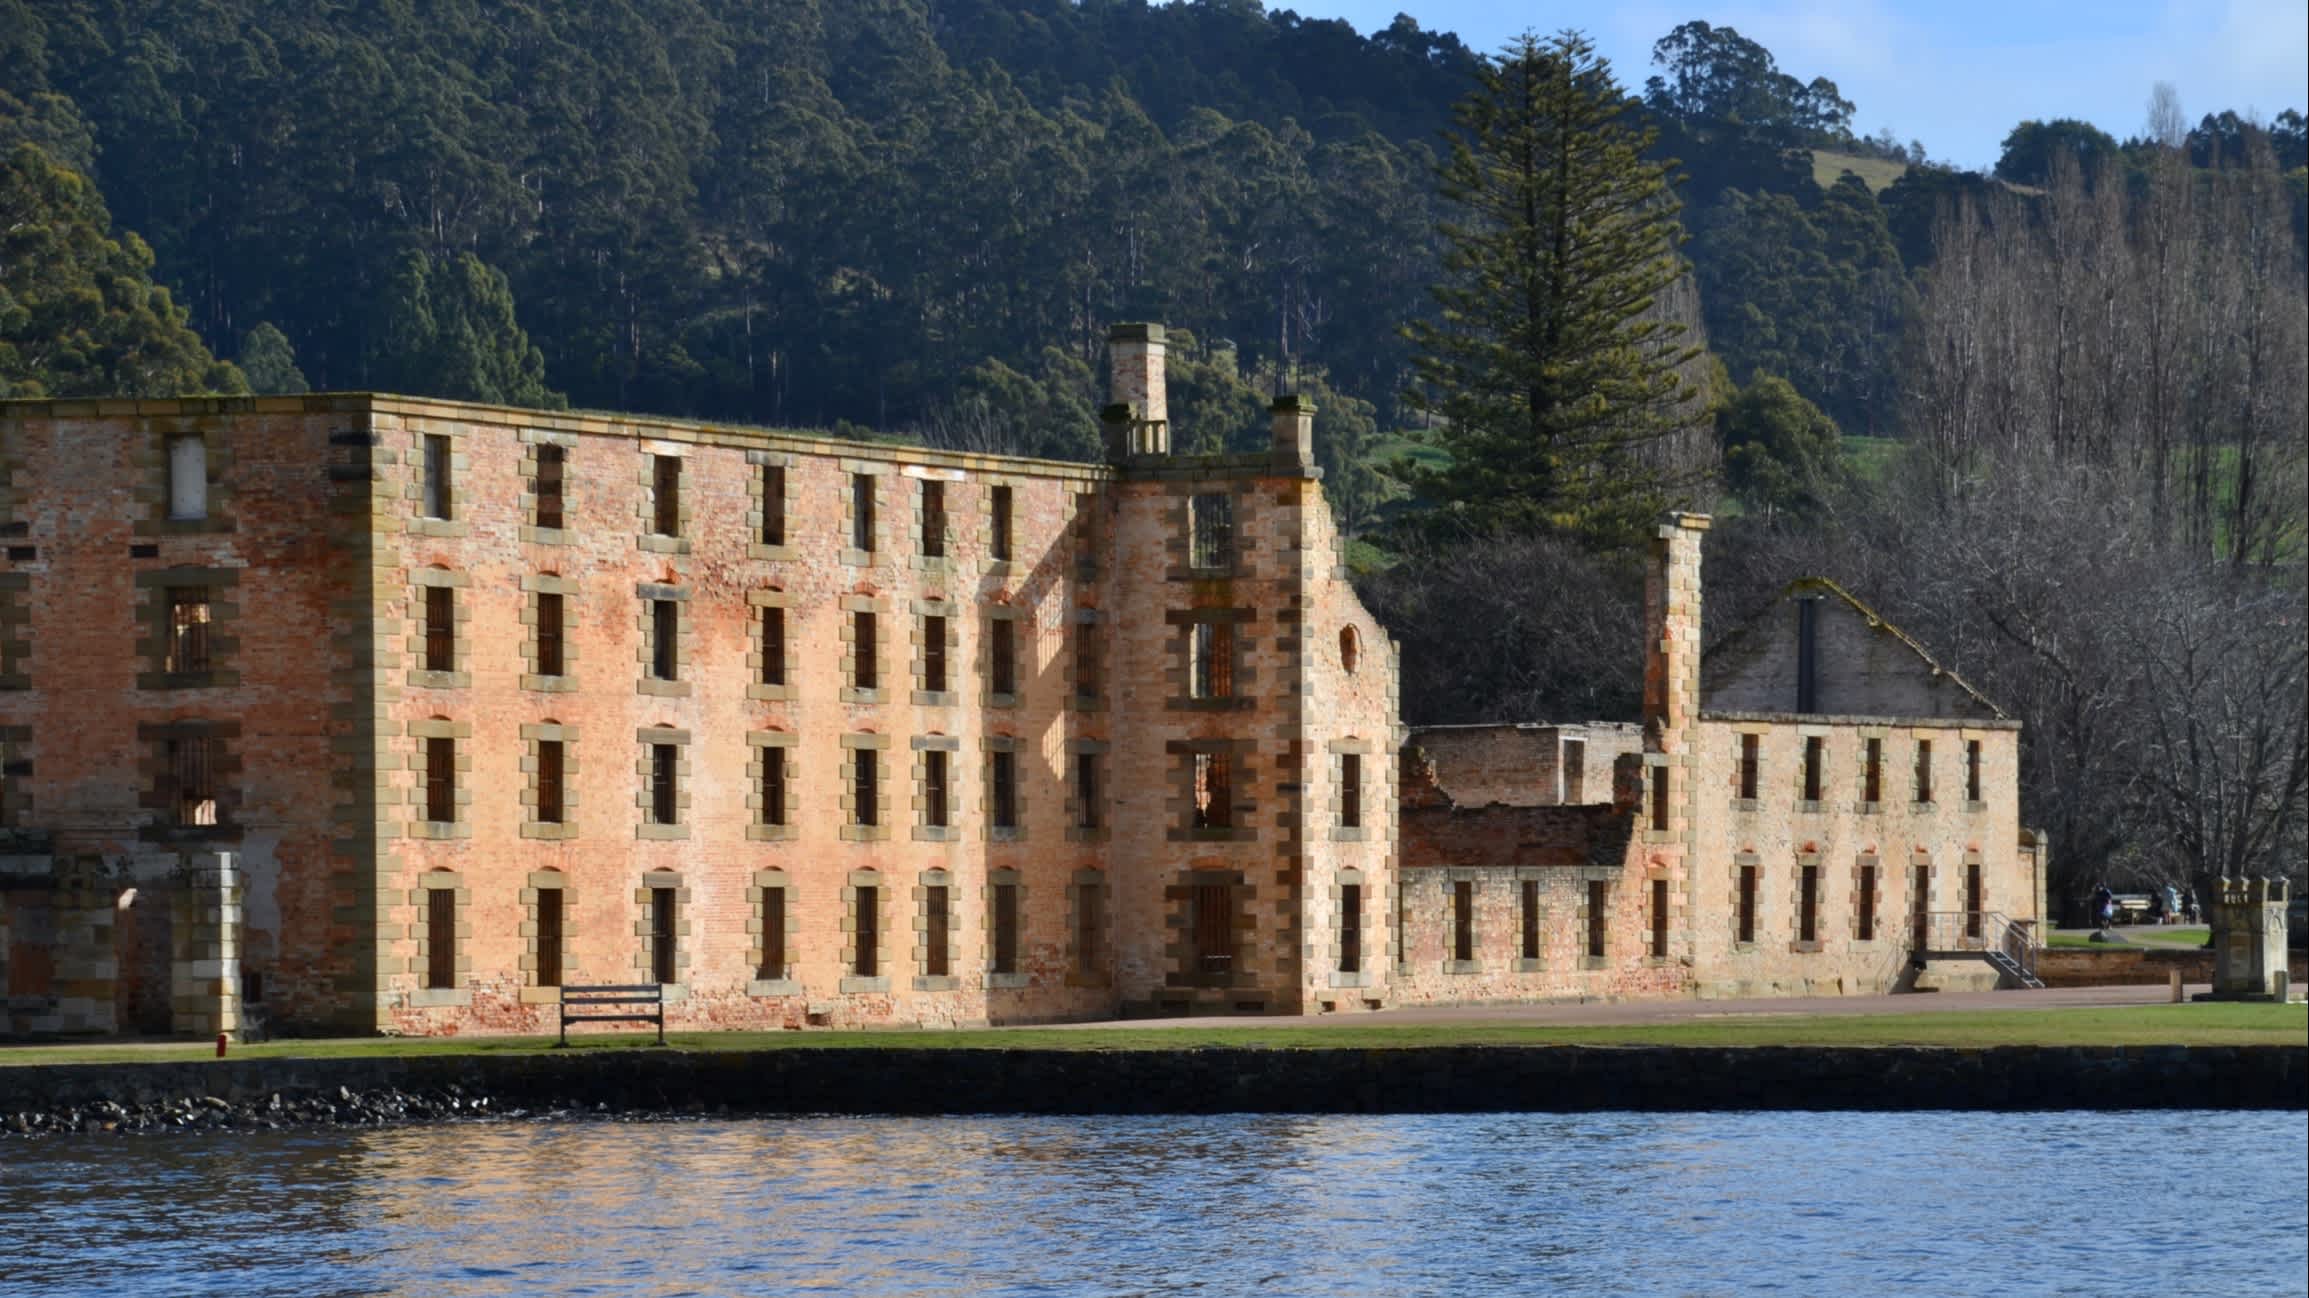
[1281,0,2308,170]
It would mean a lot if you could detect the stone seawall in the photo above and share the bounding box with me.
[2035,946,2308,988]
[3,1044,2303,1132]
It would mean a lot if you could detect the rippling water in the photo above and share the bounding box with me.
[3,1112,2302,1297]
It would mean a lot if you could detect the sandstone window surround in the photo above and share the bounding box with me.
[840,733,891,840]
[1734,731,1762,806]
[636,582,690,698]
[520,722,580,840]
[841,869,888,993]
[518,429,577,544]
[519,870,574,1003]
[137,719,241,843]
[1067,868,1109,988]
[1792,853,1823,953]
[910,469,956,566]
[914,867,957,990]
[1963,850,1986,939]
[1167,608,1254,710]
[1187,491,1235,572]
[406,718,471,839]
[402,431,467,539]
[1645,753,1673,839]
[1516,876,1543,972]
[1070,487,1101,584]
[1167,738,1255,843]
[1069,607,1102,710]
[134,567,242,690]
[635,726,691,840]
[843,466,880,563]
[746,451,797,560]
[0,573,28,690]
[910,734,961,842]
[746,730,798,841]
[746,588,794,701]
[746,868,798,996]
[1964,736,1985,809]
[1859,732,1885,812]
[1065,740,1109,843]
[986,868,1026,988]
[521,573,580,691]
[1913,738,1936,808]
[405,566,472,690]
[634,868,691,997]
[840,595,885,703]
[1170,869,1246,991]
[409,869,471,1008]
[1649,875,1672,960]
[983,737,1025,840]
[1909,855,1934,944]
[638,446,691,554]
[983,603,1027,708]
[911,598,956,706]
[1798,729,1828,811]
[135,427,236,536]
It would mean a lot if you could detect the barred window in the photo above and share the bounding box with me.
[853,885,880,976]
[535,888,564,988]
[649,886,677,984]
[1073,618,1098,700]
[853,749,879,827]
[425,586,455,673]
[1189,622,1233,699]
[425,737,456,823]
[1799,864,1820,944]
[1192,752,1232,830]
[926,883,952,977]
[165,588,213,674]
[1857,863,1878,942]
[924,749,950,828]
[536,592,566,677]
[1075,879,1105,974]
[649,744,679,825]
[1189,493,1233,570]
[536,739,566,824]
[167,736,221,827]
[854,611,879,690]
[1339,753,1362,829]
[923,615,947,692]
[760,747,787,827]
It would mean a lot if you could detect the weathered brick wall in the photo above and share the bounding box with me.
[1411,723,1644,807]
[0,399,359,1033]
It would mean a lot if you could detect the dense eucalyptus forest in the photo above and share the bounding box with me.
[2,0,2303,904]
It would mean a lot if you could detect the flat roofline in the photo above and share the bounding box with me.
[0,392,1118,484]
[1408,720,1642,734]
[1698,710,2021,731]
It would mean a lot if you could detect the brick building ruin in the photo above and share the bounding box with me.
[0,331,2044,1038]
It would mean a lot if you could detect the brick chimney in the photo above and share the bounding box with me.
[1105,323,1168,457]
[1269,394,1314,469]
[1643,511,1711,731]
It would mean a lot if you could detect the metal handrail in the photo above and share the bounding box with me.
[1917,910,2040,983]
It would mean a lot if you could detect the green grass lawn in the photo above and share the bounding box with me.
[2046,927,2211,949]
[1843,434,1905,482]
[4,1003,2299,1067]
[1813,150,1910,193]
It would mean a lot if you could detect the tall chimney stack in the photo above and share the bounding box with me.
[1106,323,1168,457]
[1269,394,1314,469]
[1643,512,1712,731]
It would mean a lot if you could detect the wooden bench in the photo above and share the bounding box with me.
[556,983,666,1046]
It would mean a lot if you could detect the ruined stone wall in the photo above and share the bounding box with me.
[1682,715,2029,997]
[0,399,357,1034]
[1411,723,1644,807]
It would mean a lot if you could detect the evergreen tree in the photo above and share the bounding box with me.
[237,322,308,394]
[368,251,565,409]
[0,142,243,399]
[1404,32,1704,546]
[1717,374,1845,521]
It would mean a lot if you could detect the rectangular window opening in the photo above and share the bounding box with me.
[1915,740,1934,804]
[926,884,953,978]
[990,618,1017,697]
[924,750,950,828]
[1520,879,1540,961]
[1738,733,1759,801]
[760,606,785,687]
[920,480,946,558]
[536,740,566,824]
[760,748,787,827]
[762,465,786,546]
[1075,753,1100,829]
[649,744,679,825]
[990,485,1013,562]
[1965,863,1984,939]
[535,888,563,989]
[1586,881,1609,959]
[1799,864,1820,944]
[1339,753,1363,829]
[991,882,1019,975]
[426,888,456,989]
[167,435,209,520]
[854,885,880,977]
[1073,619,1098,700]
[1802,736,1824,803]
[851,474,876,553]
[1650,878,1670,958]
[534,445,565,530]
[1737,864,1758,945]
[1192,752,1232,830]
[422,435,452,520]
[991,750,1018,829]
[1076,880,1104,974]
[1649,765,1670,832]
[923,615,948,692]
[652,455,682,537]
[854,611,878,691]
[651,600,679,681]
[425,586,456,673]
[1451,880,1474,963]
[537,592,566,677]
[1863,737,1883,804]
[853,749,879,827]
[1189,493,1233,570]
[1339,883,1363,974]
[165,588,213,674]
[1190,621,1234,699]
[1965,740,1983,803]
[1191,880,1233,982]
[759,887,788,981]
[649,886,677,985]
[425,736,455,824]
[1562,739,1586,802]
[1857,864,1878,942]
[168,736,220,827]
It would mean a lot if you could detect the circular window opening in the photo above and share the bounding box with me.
[1340,625,1361,674]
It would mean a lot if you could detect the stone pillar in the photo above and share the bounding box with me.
[170,851,242,1037]
[1269,394,1314,470]
[2199,876,2287,1001]
[1107,323,1168,456]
